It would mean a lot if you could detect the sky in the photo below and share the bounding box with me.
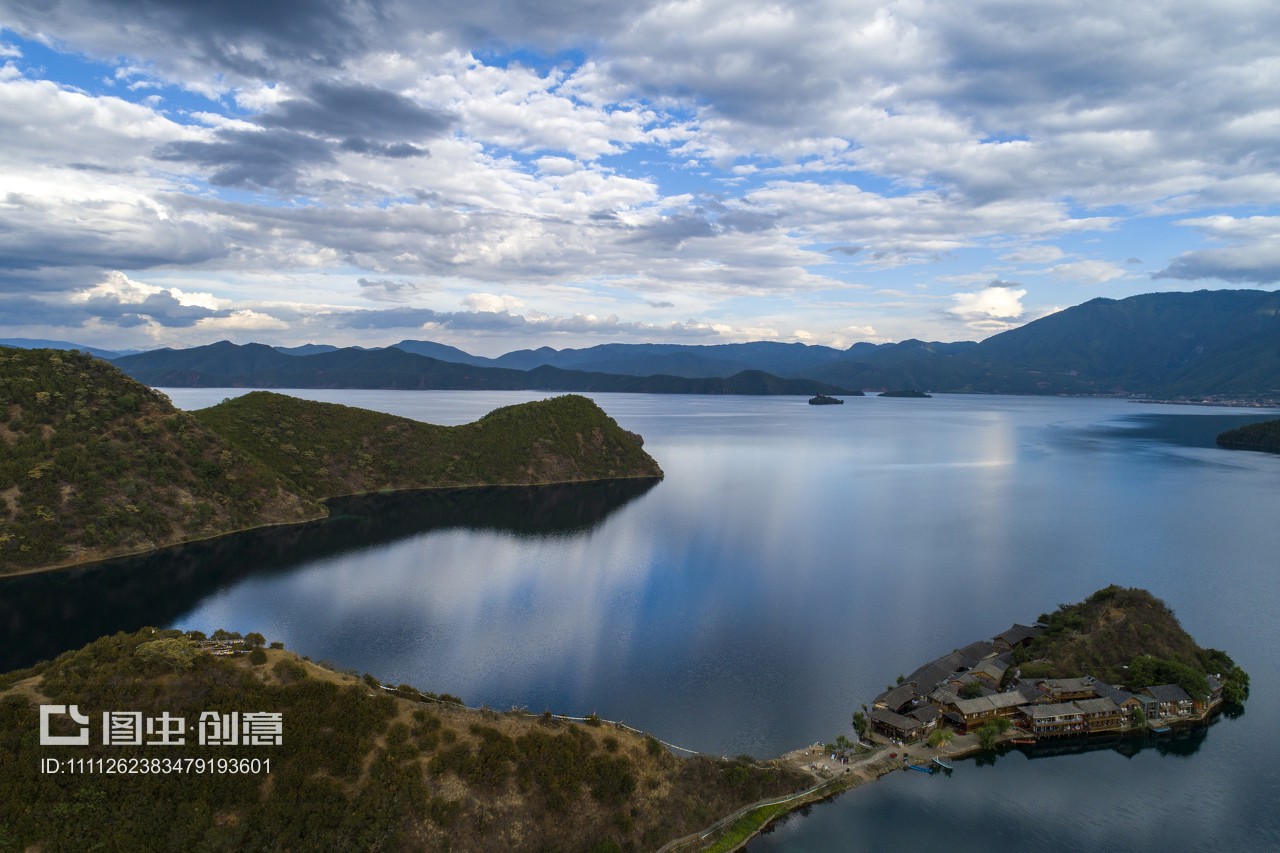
[1,0,1278,356]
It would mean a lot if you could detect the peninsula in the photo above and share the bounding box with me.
[858,586,1247,752]
[1216,418,1280,453]
[0,628,807,851]
[0,587,1249,850]
[0,347,662,575]
[725,586,1250,850]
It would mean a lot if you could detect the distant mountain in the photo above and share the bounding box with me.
[94,287,1280,398]
[391,339,493,366]
[490,340,853,378]
[809,289,1280,396]
[111,342,852,395]
[0,337,129,360]
[970,289,1280,396]
[113,340,299,381]
[273,343,343,356]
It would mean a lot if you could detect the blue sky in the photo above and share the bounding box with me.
[1,0,1278,355]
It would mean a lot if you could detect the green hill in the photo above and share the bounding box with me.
[1,349,663,574]
[0,629,807,852]
[971,289,1280,396]
[1017,586,1249,701]
[0,348,322,573]
[191,391,663,499]
[1216,418,1280,453]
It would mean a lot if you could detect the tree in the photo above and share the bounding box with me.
[135,638,196,670]
[961,681,985,699]
[974,719,1009,751]
[927,727,954,748]
[852,707,869,739]
[1222,667,1251,705]
[243,632,266,649]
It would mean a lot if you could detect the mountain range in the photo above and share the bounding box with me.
[109,343,852,395]
[13,288,1280,398]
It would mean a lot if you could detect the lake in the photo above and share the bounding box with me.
[4,390,1279,850]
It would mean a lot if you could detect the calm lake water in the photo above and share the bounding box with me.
[4,391,1279,851]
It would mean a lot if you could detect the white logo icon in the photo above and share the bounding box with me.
[39,704,90,746]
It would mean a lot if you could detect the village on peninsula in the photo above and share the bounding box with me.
[865,623,1220,748]
[849,585,1248,763]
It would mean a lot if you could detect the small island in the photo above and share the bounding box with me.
[808,393,844,405]
[0,347,663,574]
[1216,418,1280,453]
[878,389,932,398]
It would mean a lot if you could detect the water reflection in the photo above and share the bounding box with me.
[0,478,657,671]
[1008,722,1210,762]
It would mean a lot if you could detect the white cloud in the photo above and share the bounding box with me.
[194,309,289,331]
[2,0,1279,350]
[462,292,527,313]
[1155,215,1280,284]
[1048,260,1128,284]
[949,286,1026,322]
[1000,245,1066,264]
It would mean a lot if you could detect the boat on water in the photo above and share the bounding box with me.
[1151,726,1172,733]
[932,757,954,770]
[906,763,934,774]
[1011,738,1036,745]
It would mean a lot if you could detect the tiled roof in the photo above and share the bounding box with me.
[1022,702,1082,720]
[1143,684,1193,703]
[1075,697,1120,715]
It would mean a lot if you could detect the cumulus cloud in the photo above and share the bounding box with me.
[948,283,1027,331]
[2,1,1279,349]
[323,304,765,344]
[462,292,526,313]
[195,309,289,331]
[1153,215,1280,284]
[260,80,453,140]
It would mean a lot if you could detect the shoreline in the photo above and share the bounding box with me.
[677,708,1222,851]
[0,473,663,580]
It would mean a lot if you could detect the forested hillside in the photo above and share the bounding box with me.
[1,349,662,574]
[0,348,321,573]
[0,629,806,851]
[1216,418,1280,453]
[1017,586,1250,702]
[192,391,663,498]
